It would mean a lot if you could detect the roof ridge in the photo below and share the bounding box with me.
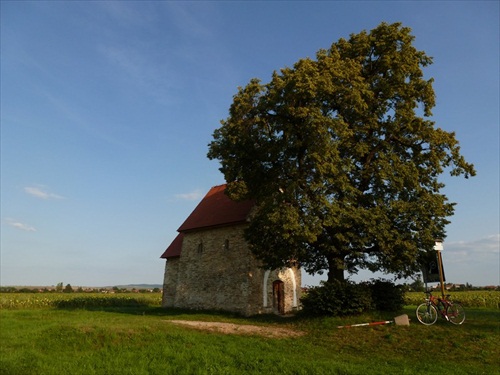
[176,184,254,233]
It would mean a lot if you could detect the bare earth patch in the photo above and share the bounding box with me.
[166,320,304,338]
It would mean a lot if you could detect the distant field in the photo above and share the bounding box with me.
[405,290,499,308]
[1,290,497,309]
[1,292,499,374]
[0,292,162,310]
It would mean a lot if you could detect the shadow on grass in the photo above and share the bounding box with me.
[52,296,309,325]
[52,296,256,320]
[52,299,404,329]
[53,296,150,309]
[53,297,499,331]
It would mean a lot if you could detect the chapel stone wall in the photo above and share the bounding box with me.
[162,224,301,316]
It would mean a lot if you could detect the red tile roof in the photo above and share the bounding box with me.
[160,233,183,259]
[160,184,254,259]
[177,184,254,232]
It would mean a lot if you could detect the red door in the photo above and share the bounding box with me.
[273,280,285,314]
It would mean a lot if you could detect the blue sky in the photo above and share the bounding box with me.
[1,1,498,287]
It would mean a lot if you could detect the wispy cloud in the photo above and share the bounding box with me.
[4,218,36,232]
[438,235,500,285]
[444,234,500,263]
[24,186,65,200]
[96,2,223,107]
[38,90,130,148]
[164,2,215,40]
[97,1,153,26]
[175,189,204,201]
[98,43,178,107]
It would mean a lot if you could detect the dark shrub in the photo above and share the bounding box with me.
[300,279,405,316]
[300,280,373,316]
[367,279,405,312]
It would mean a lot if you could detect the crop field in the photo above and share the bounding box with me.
[0,292,162,310]
[405,290,499,308]
[1,292,499,374]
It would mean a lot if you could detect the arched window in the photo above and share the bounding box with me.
[197,242,203,254]
[223,239,230,251]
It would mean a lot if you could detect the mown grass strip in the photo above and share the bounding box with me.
[0,296,499,375]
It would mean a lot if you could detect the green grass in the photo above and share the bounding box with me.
[1,294,499,374]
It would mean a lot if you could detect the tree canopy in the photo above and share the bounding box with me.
[208,22,475,282]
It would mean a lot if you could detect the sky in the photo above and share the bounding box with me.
[1,1,498,288]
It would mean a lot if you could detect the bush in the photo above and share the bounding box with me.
[300,280,373,316]
[367,279,405,312]
[300,279,404,316]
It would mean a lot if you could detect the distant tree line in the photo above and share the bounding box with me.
[402,277,498,292]
[0,284,162,293]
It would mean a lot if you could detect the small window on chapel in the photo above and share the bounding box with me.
[197,242,203,254]
[224,239,230,251]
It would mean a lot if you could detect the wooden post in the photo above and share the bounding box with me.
[434,239,445,298]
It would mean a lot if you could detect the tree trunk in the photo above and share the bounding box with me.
[327,259,345,283]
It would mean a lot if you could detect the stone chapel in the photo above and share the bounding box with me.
[160,184,301,316]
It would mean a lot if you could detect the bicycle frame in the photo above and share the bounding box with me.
[416,291,465,325]
[427,292,450,320]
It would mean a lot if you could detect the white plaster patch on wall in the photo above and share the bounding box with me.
[288,268,297,307]
[263,269,270,307]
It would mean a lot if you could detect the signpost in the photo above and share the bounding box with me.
[434,239,446,298]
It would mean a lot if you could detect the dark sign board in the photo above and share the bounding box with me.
[421,250,445,283]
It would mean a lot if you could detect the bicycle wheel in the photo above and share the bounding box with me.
[446,303,465,325]
[416,303,438,325]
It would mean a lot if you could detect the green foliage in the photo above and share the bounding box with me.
[300,280,373,316]
[367,279,405,311]
[408,276,425,292]
[63,284,74,293]
[301,279,406,316]
[208,22,475,282]
[0,287,18,293]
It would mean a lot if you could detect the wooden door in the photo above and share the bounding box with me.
[273,280,285,314]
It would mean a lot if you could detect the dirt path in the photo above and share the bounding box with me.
[166,320,305,338]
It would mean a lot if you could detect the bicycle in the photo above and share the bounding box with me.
[416,290,465,325]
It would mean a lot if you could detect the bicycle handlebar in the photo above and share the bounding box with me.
[425,291,451,299]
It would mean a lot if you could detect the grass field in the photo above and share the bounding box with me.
[1,292,499,375]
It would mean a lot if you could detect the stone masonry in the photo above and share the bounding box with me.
[162,224,301,316]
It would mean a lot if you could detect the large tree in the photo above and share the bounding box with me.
[208,23,475,283]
